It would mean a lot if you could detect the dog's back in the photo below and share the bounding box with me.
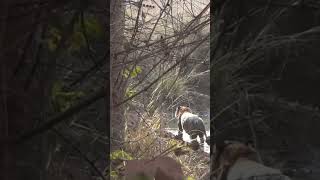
[181,112,206,135]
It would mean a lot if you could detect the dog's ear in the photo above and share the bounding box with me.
[175,106,181,118]
[214,141,230,165]
[215,140,230,154]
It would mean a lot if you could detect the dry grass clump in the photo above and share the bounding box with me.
[125,113,168,159]
[176,150,210,178]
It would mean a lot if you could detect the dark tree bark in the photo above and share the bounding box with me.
[1,0,110,180]
[0,1,54,179]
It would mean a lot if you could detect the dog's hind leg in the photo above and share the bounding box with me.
[199,133,205,144]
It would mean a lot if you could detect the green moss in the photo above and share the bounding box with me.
[51,81,85,112]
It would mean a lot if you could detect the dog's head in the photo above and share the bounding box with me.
[175,106,192,118]
[215,140,257,167]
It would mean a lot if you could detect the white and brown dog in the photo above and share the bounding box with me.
[175,106,207,143]
[213,141,291,180]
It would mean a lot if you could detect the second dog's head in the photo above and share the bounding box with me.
[175,106,192,118]
[215,140,257,168]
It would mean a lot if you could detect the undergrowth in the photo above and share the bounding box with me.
[110,112,209,179]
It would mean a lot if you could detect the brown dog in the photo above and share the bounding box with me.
[213,141,291,180]
[123,156,184,180]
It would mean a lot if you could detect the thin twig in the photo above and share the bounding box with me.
[114,35,209,107]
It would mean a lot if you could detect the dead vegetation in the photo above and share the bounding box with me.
[212,0,320,179]
[110,111,209,179]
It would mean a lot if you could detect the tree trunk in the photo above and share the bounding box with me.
[110,0,126,151]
